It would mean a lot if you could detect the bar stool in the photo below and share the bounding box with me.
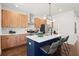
[40,36,69,56]
[61,36,71,56]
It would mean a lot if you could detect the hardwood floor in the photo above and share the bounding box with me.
[2,45,27,56]
[60,41,79,56]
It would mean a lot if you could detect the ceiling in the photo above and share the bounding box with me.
[1,3,79,17]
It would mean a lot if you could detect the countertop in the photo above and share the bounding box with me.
[0,32,27,36]
[26,34,61,43]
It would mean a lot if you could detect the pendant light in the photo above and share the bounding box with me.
[48,3,53,35]
[28,13,35,31]
[47,3,52,20]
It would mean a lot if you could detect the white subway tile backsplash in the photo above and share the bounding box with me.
[1,28,27,34]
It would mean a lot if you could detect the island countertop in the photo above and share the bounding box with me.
[26,34,61,43]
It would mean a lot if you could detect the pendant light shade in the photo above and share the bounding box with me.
[47,3,52,20]
[28,13,35,31]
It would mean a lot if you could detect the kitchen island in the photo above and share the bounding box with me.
[26,34,61,56]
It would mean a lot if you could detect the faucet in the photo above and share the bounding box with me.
[50,22,53,35]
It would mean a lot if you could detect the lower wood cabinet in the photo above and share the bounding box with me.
[1,35,17,49]
[16,34,26,46]
[1,36,7,49]
[1,34,27,56]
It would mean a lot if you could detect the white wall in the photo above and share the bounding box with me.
[53,11,76,35]
[75,16,79,33]
[53,10,79,45]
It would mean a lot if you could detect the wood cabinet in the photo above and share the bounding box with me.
[19,14,28,28]
[2,10,11,27]
[1,34,27,49]
[6,36,17,49]
[1,34,27,56]
[1,36,7,49]
[17,34,26,46]
[2,10,28,28]
[34,17,45,28]
[1,35,17,49]
[10,11,19,27]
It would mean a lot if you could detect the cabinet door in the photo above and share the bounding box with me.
[10,11,19,27]
[11,13,28,28]
[20,34,27,45]
[2,10,20,28]
[6,36,17,48]
[2,10,28,28]
[2,10,11,27]
[20,15,28,28]
[17,34,26,46]
[1,36,17,49]
[27,39,35,56]
[1,36,8,49]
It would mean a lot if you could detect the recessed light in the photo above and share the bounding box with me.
[53,19,56,22]
[15,5,19,7]
[43,16,47,19]
[58,9,62,12]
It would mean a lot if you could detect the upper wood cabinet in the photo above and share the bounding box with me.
[19,14,28,28]
[2,10,11,27]
[2,10,28,28]
[10,11,19,27]
[34,17,45,28]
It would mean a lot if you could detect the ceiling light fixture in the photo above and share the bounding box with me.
[15,5,19,7]
[58,8,62,12]
[47,3,52,20]
[43,3,52,20]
